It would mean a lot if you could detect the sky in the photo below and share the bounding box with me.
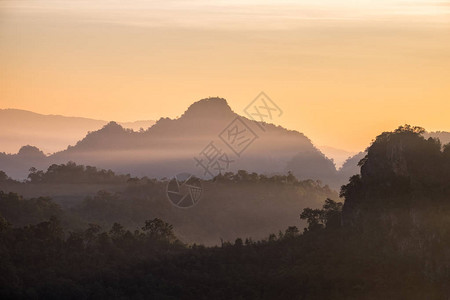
[1,0,449,152]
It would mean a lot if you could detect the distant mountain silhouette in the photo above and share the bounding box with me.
[316,145,356,168]
[0,146,47,180]
[337,151,366,185]
[0,109,155,154]
[1,98,339,186]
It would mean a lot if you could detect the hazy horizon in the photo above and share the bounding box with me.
[0,105,357,162]
[1,0,449,152]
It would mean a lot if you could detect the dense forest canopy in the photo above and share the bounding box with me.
[0,164,337,244]
[27,162,131,184]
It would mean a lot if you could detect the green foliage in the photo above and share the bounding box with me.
[0,170,8,182]
[0,216,188,298]
[0,215,443,299]
[0,191,63,227]
[213,170,327,186]
[142,218,177,243]
[27,161,130,184]
[300,198,343,231]
[1,171,337,245]
[283,225,300,238]
[300,207,324,231]
[0,170,19,183]
[322,198,343,228]
[394,124,425,134]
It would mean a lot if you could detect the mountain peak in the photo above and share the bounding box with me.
[181,97,234,119]
[17,145,46,158]
[99,121,126,133]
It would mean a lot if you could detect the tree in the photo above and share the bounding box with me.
[0,170,9,182]
[322,198,343,228]
[28,167,44,183]
[109,222,125,238]
[300,208,324,231]
[236,170,249,181]
[142,218,176,242]
[84,223,102,246]
[300,198,343,231]
[33,216,64,242]
[284,226,300,238]
[287,171,296,183]
[394,124,425,134]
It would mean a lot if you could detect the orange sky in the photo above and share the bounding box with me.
[1,0,449,152]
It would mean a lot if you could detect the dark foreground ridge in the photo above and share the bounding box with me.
[0,125,450,299]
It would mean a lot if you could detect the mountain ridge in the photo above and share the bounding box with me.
[0,108,155,154]
[1,98,340,187]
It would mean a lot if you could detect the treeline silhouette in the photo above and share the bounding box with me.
[0,171,16,184]
[4,161,332,186]
[27,162,131,184]
[0,192,62,227]
[0,166,336,244]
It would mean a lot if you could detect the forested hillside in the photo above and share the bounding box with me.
[0,125,449,299]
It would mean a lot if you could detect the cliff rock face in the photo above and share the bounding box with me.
[340,126,450,279]
[342,126,449,228]
[360,139,409,180]
[338,131,450,184]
